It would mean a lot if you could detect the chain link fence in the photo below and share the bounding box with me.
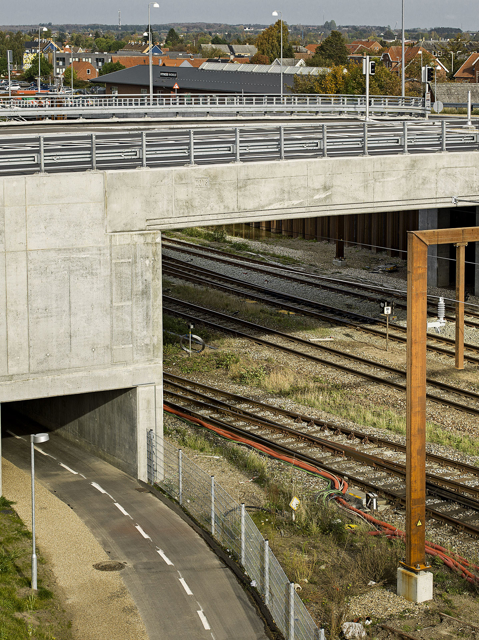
[147,431,325,640]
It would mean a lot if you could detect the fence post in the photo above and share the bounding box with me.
[211,476,215,536]
[403,121,408,154]
[322,124,327,157]
[189,129,195,165]
[39,135,45,173]
[241,503,245,567]
[289,582,295,640]
[279,126,285,160]
[264,539,270,605]
[441,120,447,152]
[147,429,154,484]
[363,122,368,156]
[235,127,240,163]
[178,449,183,506]
[91,133,96,170]
[142,131,147,168]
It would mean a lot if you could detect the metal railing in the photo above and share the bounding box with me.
[147,433,325,640]
[0,92,428,120]
[0,121,477,176]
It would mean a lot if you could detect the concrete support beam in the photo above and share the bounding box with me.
[136,383,163,482]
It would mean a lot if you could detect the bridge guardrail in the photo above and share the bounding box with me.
[0,121,477,176]
[0,92,428,120]
[147,433,325,640]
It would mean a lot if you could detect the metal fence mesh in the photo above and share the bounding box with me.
[147,433,324,640]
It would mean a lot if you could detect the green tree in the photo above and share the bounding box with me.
[99,61,126,76]
[166,28,180,46]
[250,53,270,65]
[22,54,53,82]
[308,30,348,67]
[211,35,227,45]
[62,66,87,88]
[293,62,400,96]
[0,56,7,76]
[255,20,294,63]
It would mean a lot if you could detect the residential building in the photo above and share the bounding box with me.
[454,53,479,82]
[71,60,99,81]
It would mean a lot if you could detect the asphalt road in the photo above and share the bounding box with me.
[2,417,270,640]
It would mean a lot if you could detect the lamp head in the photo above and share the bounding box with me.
[143,32,148,37]
[32,433,50,444]
[41,27,47,32]
[272,10,279,16]
[153,2,159,7]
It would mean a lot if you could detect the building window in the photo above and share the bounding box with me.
[140,88,148,94]
[87,69,91,74]
[111,86,119,94]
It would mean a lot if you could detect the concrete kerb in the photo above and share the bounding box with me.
[139,479,284,640]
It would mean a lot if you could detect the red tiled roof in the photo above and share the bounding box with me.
[305,44,320,54]
[112,55,162,68]
[71,61,98,81]
[454,53,479,80]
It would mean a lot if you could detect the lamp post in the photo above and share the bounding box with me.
[401,0,405,98]
[31,433,49,590]
[272,10,283,102]
[38,27,47,94]
[147,2,159,105]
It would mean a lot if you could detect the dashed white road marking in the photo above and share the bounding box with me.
[156,548,174,565]
[59,463,78,475]
[90,482,114,499]
[114,503,132,518]
[179,577,193,595]
[34,446,56,459]
[135,524,152,540]
[6,430,24,440]
[197,610,211,630]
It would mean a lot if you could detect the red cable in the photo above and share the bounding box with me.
[164,405,479,585]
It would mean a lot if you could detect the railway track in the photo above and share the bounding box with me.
[163,374,479,536]
[162,236,479,329]
[162,253,479,364]
[163,295,479,417]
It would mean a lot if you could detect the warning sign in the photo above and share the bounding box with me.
[173,83,179,90]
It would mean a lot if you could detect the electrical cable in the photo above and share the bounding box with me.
[163,405,479,585]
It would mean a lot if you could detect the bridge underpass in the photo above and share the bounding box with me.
[1,143,479,481]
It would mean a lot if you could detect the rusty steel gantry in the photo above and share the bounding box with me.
[405,227,479,572]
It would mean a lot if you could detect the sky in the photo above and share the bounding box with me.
[2,0,478,32]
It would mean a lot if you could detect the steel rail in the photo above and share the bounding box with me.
[162,255,479,363]
[165,372,479,477]
[164,386,479,505]
[163,397,479,536]
[163,296,479,415]
[0,121,477,177]
[162,238,479,328]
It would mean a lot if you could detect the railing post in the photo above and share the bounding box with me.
[189,129,195,165]
[240,503,245,567]
[178,449,183,506]
[441,120,447,152]
[289,582,295,640]
[235,127,241,162]
[91,133,96,170]
[363,122,368,156]
[322,124,328,157]
[211,475,215,536]
[403,121,408,154]
[39,135,45,173]
[279,125,285,160]
[142,131,147,168]
[264,539,270,605]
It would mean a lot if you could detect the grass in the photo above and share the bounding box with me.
[0,497,72,639]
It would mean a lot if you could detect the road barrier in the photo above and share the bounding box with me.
[147,433,325,640]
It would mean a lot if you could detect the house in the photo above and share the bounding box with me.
[200,44,257,59]
[454,53,479,82]
[350,40,382,52]
[304,44,321,55]
[116,43,163,55]
[272,58,305,67]
[381,46,447,74]
[70,60,99,81]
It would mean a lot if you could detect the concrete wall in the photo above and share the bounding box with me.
[102,152,479,232]
[0,174,164,478]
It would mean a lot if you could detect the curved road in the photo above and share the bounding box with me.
[2,414,270,640]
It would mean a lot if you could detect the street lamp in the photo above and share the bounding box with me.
[38,27,47,94]
[147,2,159,105]
[31,432,49,590]
[272,11,283,102]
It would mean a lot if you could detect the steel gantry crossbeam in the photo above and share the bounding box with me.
[405,227,479,575]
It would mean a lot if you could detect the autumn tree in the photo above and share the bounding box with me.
[308,30,349,67]
[256,20,294,63]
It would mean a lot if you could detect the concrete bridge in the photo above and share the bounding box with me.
[1,142,479,480]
